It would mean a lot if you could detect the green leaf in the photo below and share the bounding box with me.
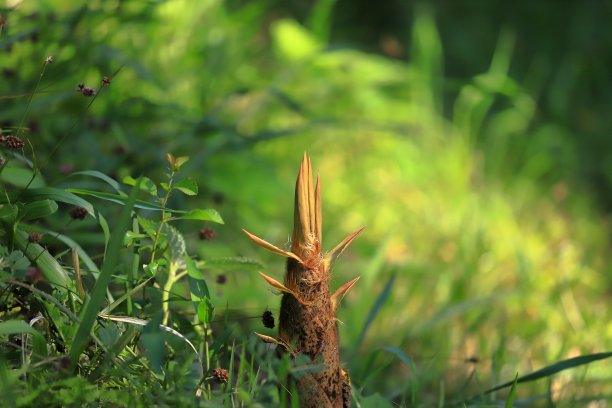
[123,175,157,196]
[123,230,146,246]
[144,261,163,276]
[306,0,335,43]
[20,223,100,276]
[9,228,72,289]
[359,393,393,408]
[68,188,162,211]
[271,19,321,62]
[6,250,30,272]
[163,223,185,266]
[0,320,47,361]
[18,199,58,221]
[70,170,125,194]
[68,189,223,226]
[137,216,159,237]
[0,166,45,188]
[0,320,44,338]
[2,187,110,250]
[0,204,17,222]
[98,322,120,348]
[68,188,198,216]
[197,298,214,324]
[186,255,210,302]
[140,314,165,375]
[69,180,140,367]
[174,156,189,170]
[173,177,198,196]
[171,208,223,224]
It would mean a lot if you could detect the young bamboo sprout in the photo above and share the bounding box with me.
[243,153,364,407]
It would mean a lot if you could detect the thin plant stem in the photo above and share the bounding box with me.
[150,171,175,264]
[16,59,50,139]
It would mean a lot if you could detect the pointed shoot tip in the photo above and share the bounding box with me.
[325,225,366,265]
[331,276,361,310]
[243,229,303,263]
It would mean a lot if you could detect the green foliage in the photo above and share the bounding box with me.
[1,0,610,407]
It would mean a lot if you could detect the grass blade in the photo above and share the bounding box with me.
[100,277,153,315]
[484,352,612,394]
[383,345,417,374]
[98,314,200,361]
[504,373,519,408]
[354,272,395,353]
[69,170,125,194]
[68,180,140,367]
[68,188,223,224]
[21,223,100,276]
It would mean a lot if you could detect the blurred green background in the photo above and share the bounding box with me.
[1,0,611,404]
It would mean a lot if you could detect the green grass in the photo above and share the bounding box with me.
[0,1,611,407]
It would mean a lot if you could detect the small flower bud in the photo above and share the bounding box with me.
[57,356,71,370]
[81,87,96,97]
[69,206,88,220]
[59,163,74,174]
[3,135,25,149]
[26,267,43,282]
[212,368,229,384]
[199,227,216,241]
[28,232,42,243]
